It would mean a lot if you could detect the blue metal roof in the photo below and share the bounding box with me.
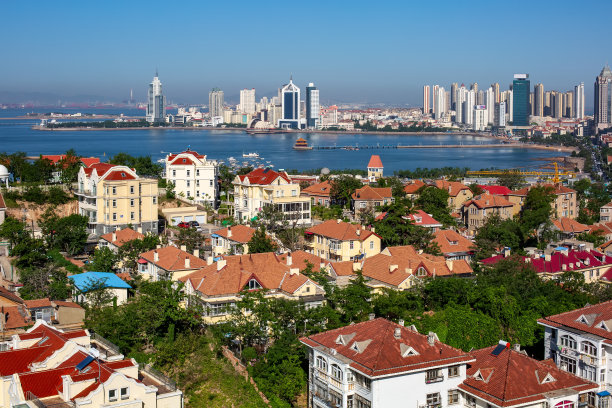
[69,272,132,292]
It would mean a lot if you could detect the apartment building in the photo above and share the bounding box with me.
[538,301,612,401]
[233,168,311,225]
[0,321,182,408]
[211,225,256,256]
[510,184,578,219]
[352,185,393,213]
[601,201,612,222]
[180,252,325,324]
[164,150,219,207]
[301,180,332,207]
[305,219,381,261]
[76,163,158,236]
[138,245,208,281]
[432,180,474,211]
[300,318,474,408]
[462,194,513,236]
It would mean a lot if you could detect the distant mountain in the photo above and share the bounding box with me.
[0,90,110,105]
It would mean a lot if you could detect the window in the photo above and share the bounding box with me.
[370,241,374,250]
[315,356,327,371]
[417,267,427,277]
[153,197,157,204]
[448,365,460,378]
[196,180,200,187]
[112,186,117,195]
[448,390,460,405]
[112,213,117,221]
[208,303,228,317]
[130,198,135,207]
[112,199,117,208]
[560,335,577,350]
[581,341,597,356]
[554,401,574,408]
[581,364,597,382]
[120,387,129,400]
[350,241,354,250]
[187,170,190,177]
[426,369,442,383]
[426,392,441,408]
[248,279,262,290]
[108,389,117,402]
[560,355,577,374]
[37,336,49,345]
[465,395,476,408]
[130,186,134,194]
[292,189,297,197]
[210,180,213,186]
[187,180,190,187]
[172,170,176,177]
[331,364,342,381]
[329,389,342,407]
[130,212,135,220]
[196,169,200,176]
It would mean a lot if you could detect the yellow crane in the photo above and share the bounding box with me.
[466,162,575,184]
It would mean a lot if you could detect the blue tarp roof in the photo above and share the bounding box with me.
[597,391,611,397]
[69,272,132,292]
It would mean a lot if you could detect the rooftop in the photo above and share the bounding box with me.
[306,219,376,242]
[100,227,145,247]
[352,185,392,201]
[537,300,612,343]
[69,271,132,292]
[140,246,208,271]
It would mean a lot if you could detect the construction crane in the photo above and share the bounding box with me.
[466,162,575,184]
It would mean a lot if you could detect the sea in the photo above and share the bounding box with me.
[0,108,566,174]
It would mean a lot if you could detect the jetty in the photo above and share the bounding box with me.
[308,143,574,152]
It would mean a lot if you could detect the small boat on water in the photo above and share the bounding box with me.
[293,137,312,150]
[243,152,260,158]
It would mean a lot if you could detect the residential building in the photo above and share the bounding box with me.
[367,155,383,182]
[138,245,207,281]
[279,77,301,129]
[552,218,590,238]
[433,229,474,261]
[432,180,473,211]
[601,201,612,222]
[404,180,426,199]
[511,184,577,219]
[180,252,325,324]
[494,102,506,127]
[40,155,100,183]
[485,87,495,124]
[98,227,145,253]
[305,219,381,261]
[595,65,612,129]
[76,163,158,236]
[300,318,474,408]
[239,88,256,114]
[306,82,320,128]
[165,149,219,207]
[473,105,487,131]
[534,83,545,117]
[352,185,393,213]
[0,321,182,408]
[233,168,311,226]
[211,225,256,256]
[538,300,612,397]
[404,210,442,232]
[460,341,598,408]
[574,82,585,119]
[161,206,207,227]
[462,194,513,236]
[301,180,332,207]
[209,87,224,118]
[513,74,531,126]
[146,71,165,124]
[434,86,446,120]
[69,271,132,306]
[423,85,430,114]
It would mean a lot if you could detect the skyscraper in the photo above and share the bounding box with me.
[551,91,562,119]
[209,88,224,118]
[239,88,256,114]
[563,92,573,118]
[434,87,446,120]
[594,65,612,127]
[464,90,475,125]
[494,102,506,127]
[534,83,544,117]
[432,85,439,115]
[450,83,458,111]
[306,82,320,129]
[146,71,165,124]
[423,85,430,114]
[279,77,301,129]
[492,83,500,103]
[485,87,495,124]
[512,74,530,126]
[455,85,467,124]
[574,82,585,119]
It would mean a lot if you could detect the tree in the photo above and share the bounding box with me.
[473,214,523,260]
[19,263,73,301]
[175,227,203,253]
[39,210,88,255]
[520,186,556,246]
[88,247,119,272]
[0,217,28,249]
[117,235,160,274]
[468,183,484,196]
[109,152,163,177]
[247,227,277,253]
[330,175,363,208]
[377,177,406,198]
[58,149,82,185]
[414,186,455,227]
[496,173,526,190]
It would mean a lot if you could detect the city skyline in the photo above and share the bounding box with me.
[1,0,611,106]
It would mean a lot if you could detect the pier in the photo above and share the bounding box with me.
[308,143,572,151]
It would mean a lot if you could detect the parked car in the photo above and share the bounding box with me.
[177,222,190,229]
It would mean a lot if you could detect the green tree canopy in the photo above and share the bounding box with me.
[330,175,363,208]
[496,172,526,190]
[414,186,455,227]
[247,227,277,254]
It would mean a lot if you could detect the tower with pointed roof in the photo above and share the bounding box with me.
[594,65,612,129]
[278,77,301,129]
[146,72,165,124]
[367,155,383,182]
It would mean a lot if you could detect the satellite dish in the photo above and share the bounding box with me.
[321,167,330,175]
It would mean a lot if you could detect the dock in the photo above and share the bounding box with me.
[308,143,573,152]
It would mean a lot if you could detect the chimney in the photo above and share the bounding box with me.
[485,200,489,206]
[112,231,117,242]
[185,257,190,269]
[398,319,405,326]
[371,227,375,233]
[561,264,567,271]
[368,313,375,320]
[287,254,292,266]
[356,229,361,236]
[227,226,232,237]
[544,253,551,262]
[418,249,423,255]
[353,262,361,271]
[446,260,453,272]
[290,268,300,275]
[513,343,520,352]
[389,264,398,273]
[409,324,418,332]
[207,256,213,265]
[406,268,413,275]
[394,327,401,339]
[427,332,436,346]
[569,262,574,269]
[584,257,590,266]
[137,226,142,233]
[194,249,200,258]
[217,259,227,271]
[156,244,161,249]
[337,219,342,224]
[154,250,159,262]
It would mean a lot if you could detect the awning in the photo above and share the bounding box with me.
[597,391,610,397]
[137,258,147,264]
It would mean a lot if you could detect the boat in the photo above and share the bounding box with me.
[243,152,260,158]
[293,137,312,150]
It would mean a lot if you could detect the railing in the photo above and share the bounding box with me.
[26,392,75,408]
[90,332,121,356]
[143,364,178,392]
[329,377,342,389]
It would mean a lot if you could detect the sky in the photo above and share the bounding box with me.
[1,0,611,106]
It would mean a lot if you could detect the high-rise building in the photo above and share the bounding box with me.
[455,85,467,124]
[477,90,485,106]
[507,89,513,122]
[450,83,458,110]
[529,92,534,116]
[432,85,439,115]
[564,92,573,118]
[471,83,478,95]
[485,87,495,124]
[464,90,475,125]
[434,87,446,120]
[146,72,165,124]
[512,74,530,126]
[306,82,320,129]
[494,102,506,127]
[279,77,301,129]
[550,91,563,119]
[534,83,544,117]
[445,90,451,113]
[239,88,256,114]
[423,85,430,114]
[208,88,224,118]
[492,83,500,103]
[594,65,612,127]
[574,82,585,119]
[473,105,487,131]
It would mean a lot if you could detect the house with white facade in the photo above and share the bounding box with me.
[165,150,219,207]
[538,300,612,403]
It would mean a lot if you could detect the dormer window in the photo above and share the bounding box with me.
[182,159,186,163]
[417,267,427,277]
[400,343,419,357]
[121,172,126,178]
[248,279,262,290]
[449,240,458,245]
[540,373,556,384]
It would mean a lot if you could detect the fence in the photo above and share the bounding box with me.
[90,332,121,357]
[143,364,178,392]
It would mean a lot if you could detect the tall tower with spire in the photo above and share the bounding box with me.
[278,77,301,129]
[594,65,612,129]
[146,71,165,124]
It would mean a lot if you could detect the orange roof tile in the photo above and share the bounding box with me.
[100,228,145,247]
[140,246,208,271]
[214,225,256,244]
[367,155,383,168]
[302,180,332,197]
[433,230,474,256]
[403,180,425,194]
[537,300,612,342]
[306,220,376,242]
[351,185,392,201]
[24,298,52,309]
[552,218,589,234]
[238,168,291,185]
[433,180,471,197]
[464,193,513,209]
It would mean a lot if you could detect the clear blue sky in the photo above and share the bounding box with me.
[1,0,610,106]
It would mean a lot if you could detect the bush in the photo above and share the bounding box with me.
[47,187,71,205]
[22,186,47,204]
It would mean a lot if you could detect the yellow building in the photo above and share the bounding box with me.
[432,180,474,211]
[305,219,381,261]
[76,163,158,236]
[233,168,311,225]
[462,194,514,236]
[367,155,383,182]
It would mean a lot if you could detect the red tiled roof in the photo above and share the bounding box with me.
[460,344,597,407]
[433,230,474,256]
[300,318,474,377]
[351,185,392,201]
[302,180,332,197]
[104,169,136,181]
[80,157,100,168]
[167,150,206,161]
[24,298,52,309]
[170,157,195,166]
[238,168,291,185]
[0,286,25,304]
[405,210,441,227]
[482,250,612,276]
[140,246,208,271]
[0,346,52,376]
[404,180,425,195]
[306,220,375,242]
[433,180,471,197]
[214,225,256,244]
[84,162,116,178]
[552,218,589,234]
[2,305,32,329]
[537,300,612,342]
[464,193,513,209]
[479,185,513,196]
[52,300,83,309]
[100,228,145,247]
[367,155,383,168]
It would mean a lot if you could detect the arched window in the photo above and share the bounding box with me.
[560,335,577,350]
[554,400,574,408]
[331,364,343,381]
[417,267,427,277]
[581,341,597,356]
[315,356,327,371]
